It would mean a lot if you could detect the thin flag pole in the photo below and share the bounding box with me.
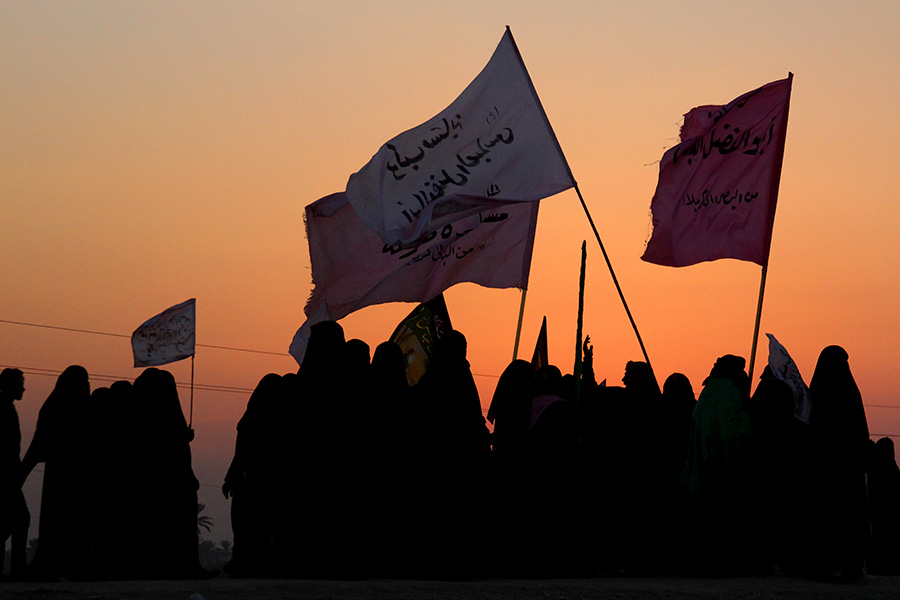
[747,72,793,383]
[189,354,195,429]
[573,241,587,407]
[512,287,528,361]
[507,26,649,368]
[575,183,652,369]
[748,266,769,382]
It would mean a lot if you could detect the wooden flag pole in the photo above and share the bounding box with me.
[747,265,768,382]
[747,72,793,383]
[574,183,652,369]
[512,287,528,361]
[573,241,587,407]
[189,354,195,429]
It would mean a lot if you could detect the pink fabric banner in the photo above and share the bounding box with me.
[289,192,538,365]
[642,76,792,267]
[345,28,572,246]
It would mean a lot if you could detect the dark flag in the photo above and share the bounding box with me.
[390,294,453,386]
[531,316,548,372]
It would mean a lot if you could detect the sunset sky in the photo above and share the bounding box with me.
[3,2,899,542]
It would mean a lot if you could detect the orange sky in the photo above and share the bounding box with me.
[3,2,900,541]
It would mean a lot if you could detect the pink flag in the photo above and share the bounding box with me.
[345,28,572,246]
[642,76,792,267]
[289,192,538,365]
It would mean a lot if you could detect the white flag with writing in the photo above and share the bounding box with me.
[766,333,812,423]
[289,192,538,365]
[132,299,196,368]
[345,28,572,245]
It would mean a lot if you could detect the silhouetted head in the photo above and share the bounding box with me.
[240,373,283,431]
[432,329,468,367]
[487,359,533,424]
[55,364,90,399]
[811,345,851,384]
[875,437,896,464]
[623,361,661,398]
[703,355,749,395]
[663,372,694,402]
[345,338,371,369]
[0,367,25,402]
[534,365,563,397]
[301,320,346,376]
[134,367,187,432]
[372,341,407,391]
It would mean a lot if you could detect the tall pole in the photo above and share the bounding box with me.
[189,354,195,429]
[506,26,649,369]
[574,183,652,369]
[747,265,768,381]
[747,72,792,383]
[512,287,528,361]
[573,241,587,407]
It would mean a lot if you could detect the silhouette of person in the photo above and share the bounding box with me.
[867,437,900,575]
[807,345,870,580]
[21,365,91,580]
[747,366,802,574]
[223,373,284,577]
[414,329,490,578]
[132,367,205,579]
[655,372,695,574]
[279,320,349,578]
[681,355,753,575]
[486,360,534,577]
[367,341,413,578]
[0,368,29,579]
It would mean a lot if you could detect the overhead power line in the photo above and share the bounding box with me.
[1,365,255,395]
[0,319,290,357]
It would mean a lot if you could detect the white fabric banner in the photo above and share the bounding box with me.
[289,192,538,365]
[766,333,812,424]
[132,298,196,368]
[345,28,572,245]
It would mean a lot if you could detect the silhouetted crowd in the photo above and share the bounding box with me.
[1,366,208,581]
[218,321,899,581]
[3,321,900,582]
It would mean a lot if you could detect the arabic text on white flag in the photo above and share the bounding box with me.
[132,299,196,368]
[642,75,792,267]
[289,192,538,365]
[766,333,812,423]
[346,28,572,246]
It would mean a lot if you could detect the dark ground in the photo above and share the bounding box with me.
[4,575,900,600]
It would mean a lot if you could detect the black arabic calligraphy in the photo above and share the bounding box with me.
[682,188,759,213]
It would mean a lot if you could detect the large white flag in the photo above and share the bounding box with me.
[345,28,573,246]
[289,192,538,365]
[132,299,196,368]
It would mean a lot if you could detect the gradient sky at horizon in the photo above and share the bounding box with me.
[3,1,900,542]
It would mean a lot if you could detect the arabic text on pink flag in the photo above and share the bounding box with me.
[289,192,538,365]
[132,298,196,368]
[642,76,792,267]
[345,28,572,246]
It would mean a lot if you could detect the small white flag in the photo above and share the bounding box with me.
[766,333,812,423]
[132,299,196,368]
